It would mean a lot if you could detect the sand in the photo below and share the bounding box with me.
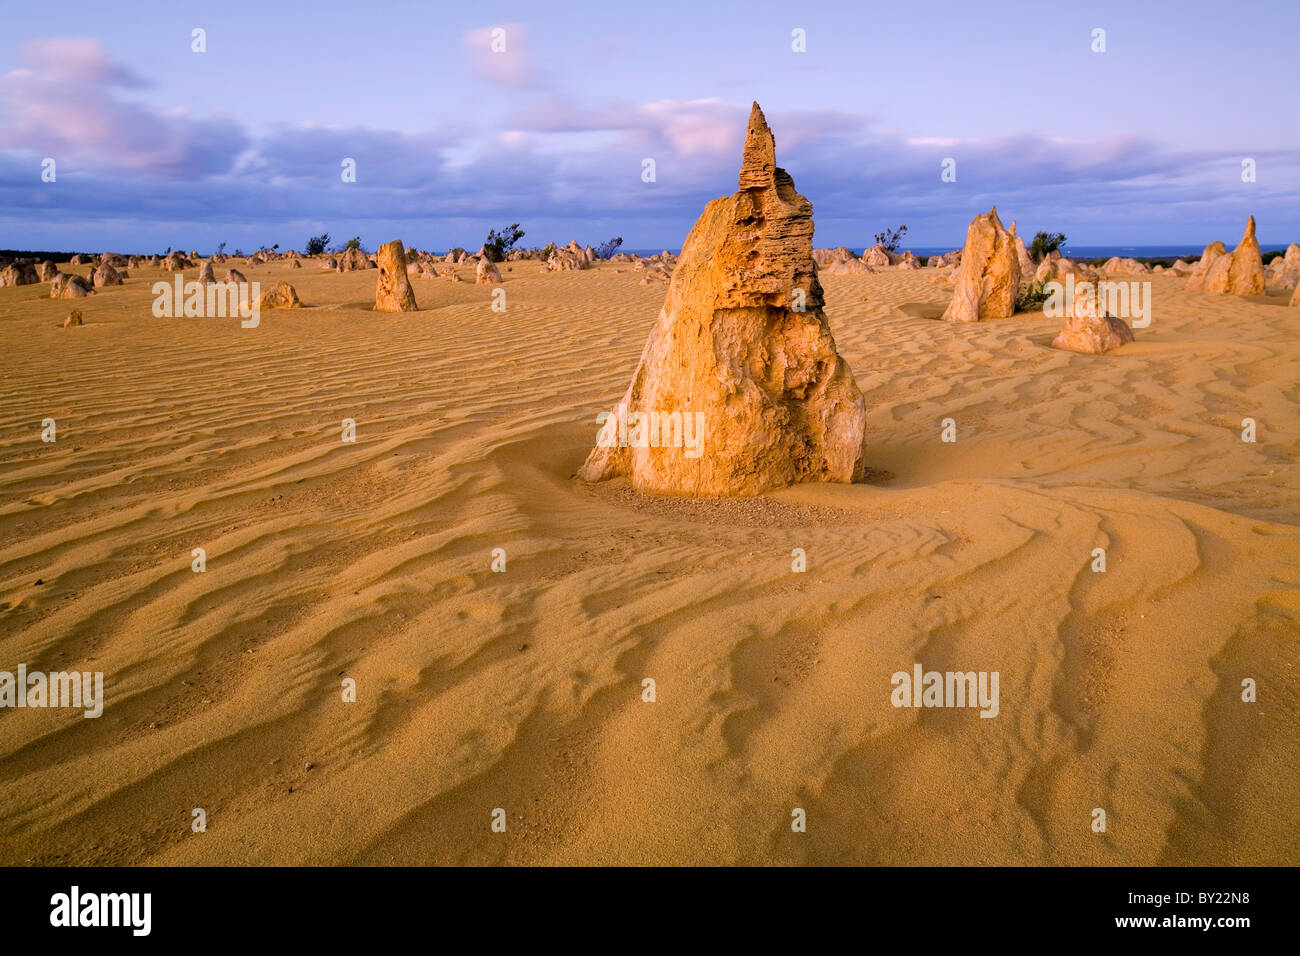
[0,260,1297,865]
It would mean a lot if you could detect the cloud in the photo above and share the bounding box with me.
[11,37,148,88]
[0,39,1297,251]
[0,38,248,178]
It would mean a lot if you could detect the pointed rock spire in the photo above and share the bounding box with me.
[738,102,776,189]
[943,207,1021,322]
[578,101,866,497]
[1205,215,1264,294]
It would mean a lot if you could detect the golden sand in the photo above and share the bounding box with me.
[0,261,1296,864]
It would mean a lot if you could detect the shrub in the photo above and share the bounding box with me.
[874,225,908,253]
[483,223,525,262]
[1015,279,1052,312]
[305,234,331,256]
[1030,231,1066,262]
[595,237,624,260]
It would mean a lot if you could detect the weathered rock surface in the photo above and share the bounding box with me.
[1052,280,1136,354]
[1011,222,1035,275]
[0,263,40,286]
[1102,256,1151,275]
[50,273,94,298]
[814,247,854,266]
[820,256,873,275]
[577,103,866,497]
[338,247,374,272]
[943,207,1021,321]
[162,252,189,271]
[1268,243,1300,289]
[259,282,301,309]
[862,244,892,267]
[1185,241,1227,291]
[93,262,124,287]
[547,240,592,272]
[1205,217,1265,295]
[374,240,418,311]
[476,258,503,284]
[63,309,84,328]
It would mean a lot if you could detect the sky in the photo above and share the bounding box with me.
[1,0,1297,254]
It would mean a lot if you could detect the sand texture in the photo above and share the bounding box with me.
[1,260,1297,865]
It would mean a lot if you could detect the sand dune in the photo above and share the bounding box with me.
[0,262,1297,864]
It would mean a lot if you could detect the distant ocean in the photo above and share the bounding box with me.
[626,245,1289,259]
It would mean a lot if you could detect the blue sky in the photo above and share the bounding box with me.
[1,0,1296,253]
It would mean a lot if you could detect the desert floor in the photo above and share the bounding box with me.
[0,260,1297,865]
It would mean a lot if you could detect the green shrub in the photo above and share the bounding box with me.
[1029,231,1066,261]
[1015,279,1052,312]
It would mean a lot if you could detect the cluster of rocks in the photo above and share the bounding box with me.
[1100,256,1153,275]
[546,240,595,272]
[814,247,871,275]
[1186,217,1266,295]
[93,262,125,287]
[632,252,676,284]
[812,244,933,274]
[1266,242,1300,290]
[50,273,94,298]
[336,246,376,272]
[0,260,41,286]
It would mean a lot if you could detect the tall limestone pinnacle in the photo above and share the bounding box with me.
[577,101,867,497]
[737,102,776,189]
[1206,215,1265,295]
[943,206,1020,322]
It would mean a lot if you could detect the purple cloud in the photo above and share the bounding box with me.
[0,38,248,178]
